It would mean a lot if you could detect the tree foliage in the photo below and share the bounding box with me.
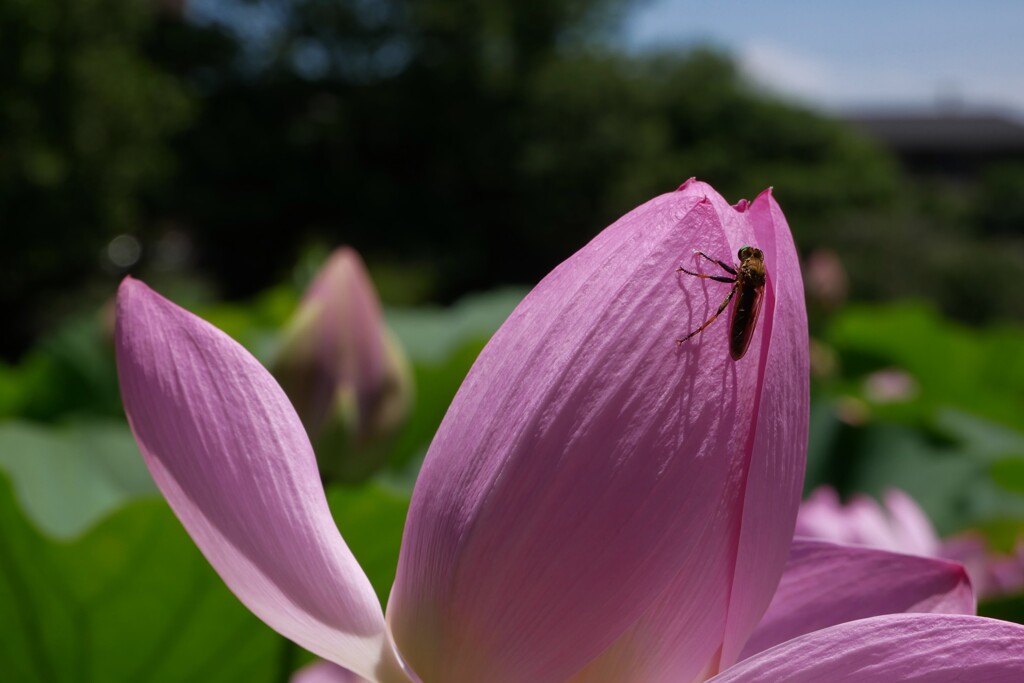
[0,0,192,355]
[4,0,1017,356]
[155,0,897,307]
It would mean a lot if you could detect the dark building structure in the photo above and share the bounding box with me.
[844,108,1024,181]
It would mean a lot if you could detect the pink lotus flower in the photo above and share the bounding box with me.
[798,485,1024,599]
[116,180,1024,682]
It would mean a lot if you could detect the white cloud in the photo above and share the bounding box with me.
[737,40,1024,114]
[738,42,832,106]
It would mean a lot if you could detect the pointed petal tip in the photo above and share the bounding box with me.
[674,179,759,217]
[740,539,977,662]
[116,276,166,324]
[114,278,203,362]
[116,274,143,304]
[674,178,720,202]
[752,186,775,206]
[326,245,360,268]
[115,277,162,346]
[310,246,375,301]
[951,560,976,608]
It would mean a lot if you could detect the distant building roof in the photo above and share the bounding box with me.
[841,108,1024,179]
[844,109,1024,154]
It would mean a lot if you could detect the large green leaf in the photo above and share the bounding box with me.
[0,420,154,539]
[0,468,410,682]
[0,472,285,683]
[325,483,409,605]
[0,314,123,422]
[811,303,1024,545]
[807,402,1024,538]
[380,288,525,474]
[386,340,491,475]
[386,288,524,363]
[826,303,1024,429]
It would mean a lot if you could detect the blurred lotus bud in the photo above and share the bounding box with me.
[273,247,412,482]
[863,367,918,403]
[804,248,848,311]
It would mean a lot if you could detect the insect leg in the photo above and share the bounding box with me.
[676,284,738,345]
[677,266,735,284]
[695,251,738,276]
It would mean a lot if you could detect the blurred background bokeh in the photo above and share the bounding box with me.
[2,0,1023,680]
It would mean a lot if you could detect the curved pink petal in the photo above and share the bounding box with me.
[796,486,916,553]
[115,278,406,683]
[844,495,905,551]
[794,486,850,540]
[740,539,974,660]
[943,533,1024,600]
[291,661,370,683]
[388,180,808,682]
[710,614,1024,682]
[558,188,810,683]
[940,533,993,595]
[797,487,942,559]
[715,187,810,669]
[884,489,940,556]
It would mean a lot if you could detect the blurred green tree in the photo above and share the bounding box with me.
[0,0,192,358]
[18,0,1008,355]
[155,1,899,306]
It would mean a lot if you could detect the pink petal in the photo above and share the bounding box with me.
[740,539,974,660]
[794,486,848,539]
[884,489,941,556]
[291,661,370,683]
[942,533,1024,600]
[115,278,405,683]
[797,487,943,559]
[715,187,810,669]
[388,181,808,682]
[986,554,1024,597]
[796,486,914,553]
[559,187,810,683]
[843,495,905,551]
[709,614,1024,682]
[940,532,991,574]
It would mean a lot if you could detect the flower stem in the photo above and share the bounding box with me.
[275,637,299,683]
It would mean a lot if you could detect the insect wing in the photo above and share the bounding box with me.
[728,279,764,361]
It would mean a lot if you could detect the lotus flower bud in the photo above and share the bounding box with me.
[273,247,412,482]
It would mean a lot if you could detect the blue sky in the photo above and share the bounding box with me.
[621,0,1024,114]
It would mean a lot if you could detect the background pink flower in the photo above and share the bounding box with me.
[798,485,1024,599]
